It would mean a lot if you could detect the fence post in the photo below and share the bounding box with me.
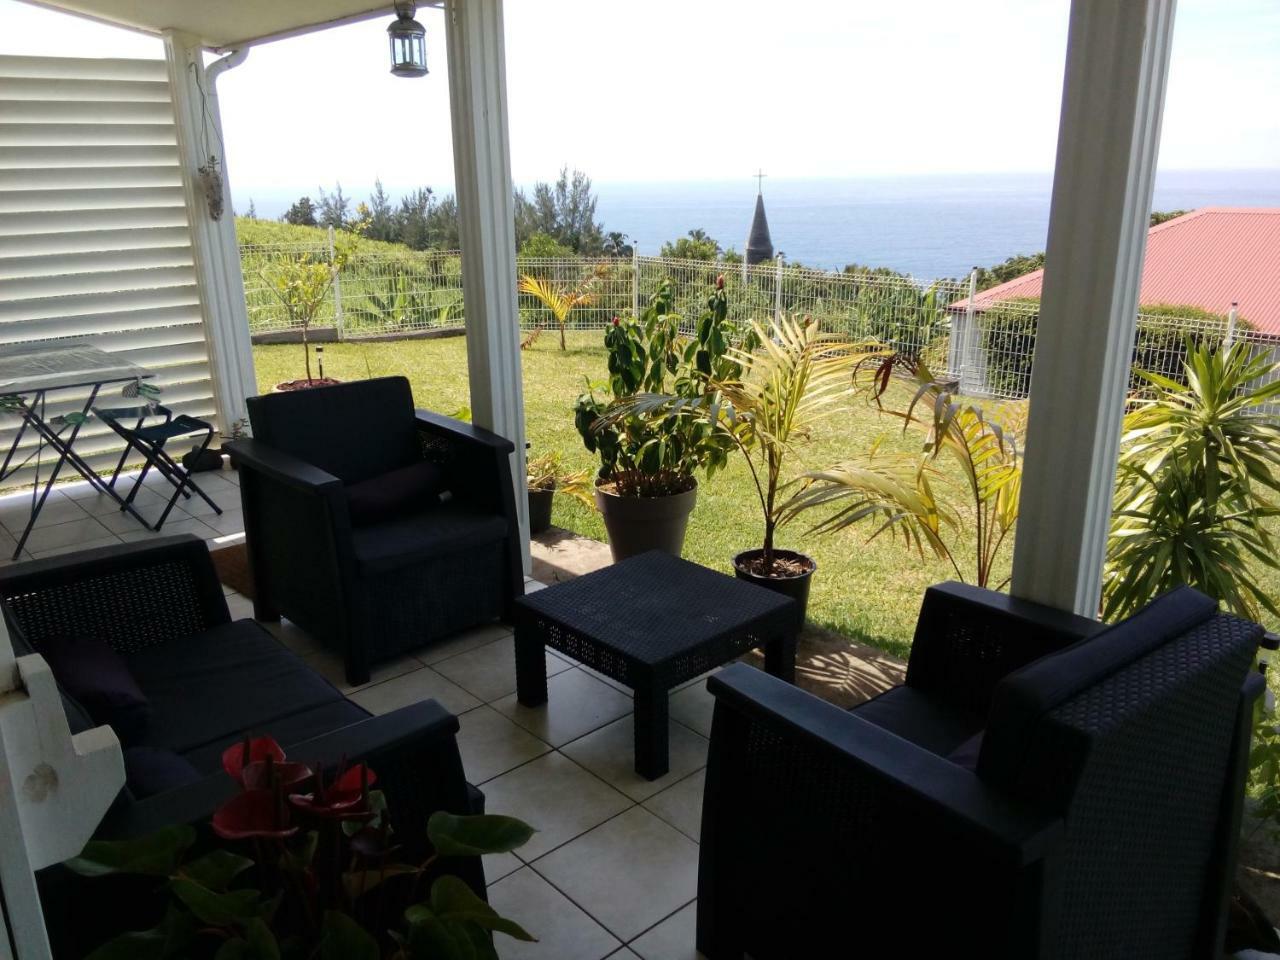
[774,255,784,320]
[1225,300,1238,347]
[960,266,980,393]
[328,225,345,341]
[632,248,640,317]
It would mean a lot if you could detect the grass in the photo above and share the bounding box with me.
[253,331,1280,659]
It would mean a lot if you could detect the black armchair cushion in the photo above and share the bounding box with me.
[246,377,421,485]
[352,502,509,575]
[123,747,202,799]
[127,619,345,755]
[38,634,151,746]
[978,585,1217,788]
[850,685,984,758]
[347,460,448,526]
[180,699,371,773]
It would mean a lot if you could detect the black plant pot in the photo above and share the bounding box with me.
[732,548,816,624]
[595,481,697,561]
[528,487,554,535]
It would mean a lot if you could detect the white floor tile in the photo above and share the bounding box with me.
[455,705,551,785]
[30,535,124,559]
[19,516,114,554]
[533,807,699,943]
[343,663,480,716]
[561,715,708,802]
[669,683,715,739]
[488,868,621,960]
[492,669,634,747]
[433,635,572,704]
[641,770,705,843]
[479,752,631,861]
[419,622,513,665]
[630,902,702,960]
[484,851,523,886]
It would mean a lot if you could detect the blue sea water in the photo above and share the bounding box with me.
[592,170,1280,279]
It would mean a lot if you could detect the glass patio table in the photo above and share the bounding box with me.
[0,341,154,559]
[512,549,801,779]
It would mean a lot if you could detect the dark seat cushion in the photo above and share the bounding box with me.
[977,585,1217,788]
[4,611,96,736]
[123,746,202,799]
[180,699,371,775]
[353,502,509,575]
[347,460,448,526]
[37,634,151,746]
[850,685,985,758]
[125,619,345,755]
[246,376,420,485]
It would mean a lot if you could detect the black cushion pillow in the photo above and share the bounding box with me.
[38,635,151,746]
[346,460,447,526]
[123,747,202,799]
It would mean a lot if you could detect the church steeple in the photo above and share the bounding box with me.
[744,171,774,265]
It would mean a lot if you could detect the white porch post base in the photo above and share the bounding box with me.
[444,0,530,574]
[163,32,258,435]
[1011,0,1177,616]
[0,621,123,959]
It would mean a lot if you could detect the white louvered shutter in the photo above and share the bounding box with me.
[0,55,216,487]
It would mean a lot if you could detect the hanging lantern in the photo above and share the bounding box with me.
[388,0,428,78]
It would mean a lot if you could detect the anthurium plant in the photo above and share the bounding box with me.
[573,276,751,497]
[66,736,536,960]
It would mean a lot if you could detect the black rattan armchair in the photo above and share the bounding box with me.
[697,582,1263,959]
[229,377,523,685]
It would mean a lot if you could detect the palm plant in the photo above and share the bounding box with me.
[782,359,1022,588]
[517,263,608,350]
[607,315,881,574]
[1103,339,1280,621]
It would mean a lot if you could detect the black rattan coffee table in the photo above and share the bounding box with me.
[512,550,800,779]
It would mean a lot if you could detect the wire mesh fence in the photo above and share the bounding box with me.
[237,241,1280,412]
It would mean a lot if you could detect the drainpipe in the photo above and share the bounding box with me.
[207,46,248,84]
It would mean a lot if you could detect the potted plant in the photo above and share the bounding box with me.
[261,232,357,391]
[609,314,880,617]
[525,450,592,535]
[65,736,537,958]
[574,278,742,561]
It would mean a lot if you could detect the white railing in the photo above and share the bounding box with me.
[237,241,1280,409]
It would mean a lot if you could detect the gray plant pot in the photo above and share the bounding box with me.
[733,548,816,623]
[527,487,554,535]
[595,481,698,561]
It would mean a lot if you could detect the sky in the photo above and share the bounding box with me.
[2,0,1278,212]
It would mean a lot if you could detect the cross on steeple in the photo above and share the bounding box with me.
[754,169,767,194]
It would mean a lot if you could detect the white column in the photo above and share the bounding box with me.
[1011,0,1177,616]
[444,0,530,573]
[163,33,258,436]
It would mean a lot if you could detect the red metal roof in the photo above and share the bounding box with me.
[953,208,1280,334]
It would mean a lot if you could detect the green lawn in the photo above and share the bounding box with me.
[253,331,1280,658]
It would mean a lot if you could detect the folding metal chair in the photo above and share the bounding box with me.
[93,404,224,531]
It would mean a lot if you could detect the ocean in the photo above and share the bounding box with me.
[592,169,1280,279]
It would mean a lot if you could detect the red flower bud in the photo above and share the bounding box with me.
[611,316,620,326]
[715,275,725,290]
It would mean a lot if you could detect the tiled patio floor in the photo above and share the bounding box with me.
[230,587,710,960]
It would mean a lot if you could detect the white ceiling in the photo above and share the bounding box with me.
[20,0,440,51]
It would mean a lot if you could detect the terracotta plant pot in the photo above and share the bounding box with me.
[732,548,816,623]
[527,487,554,535]
[594,480,697,561]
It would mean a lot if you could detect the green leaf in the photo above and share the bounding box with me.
[171,878,265,927]
[66,825,196,877]
[427,813,535,857]
[245,919,280,960]
[430,875,536,942]
[86,930,168,960]
[342,862,421,900]
[319,910,378,960]
[182,849,255,892]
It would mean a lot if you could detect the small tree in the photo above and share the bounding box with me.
[517,264,607,350]
[260,233,358,382]
[282,196,318,226]
[660,229,721,261]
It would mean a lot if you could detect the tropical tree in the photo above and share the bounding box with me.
[260,232,358,381]
[660,229,721,261]
[282,196,318,227]
[517,264,607,350]
[782,359,1023,588]
[514,167,604,254]
[1103,340,1280,621]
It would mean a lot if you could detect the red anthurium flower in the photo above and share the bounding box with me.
[212,789,298,840]
[222,736,285,786]
[289,763,378,821]
[716,274,725,290]
[241,758,313,792]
